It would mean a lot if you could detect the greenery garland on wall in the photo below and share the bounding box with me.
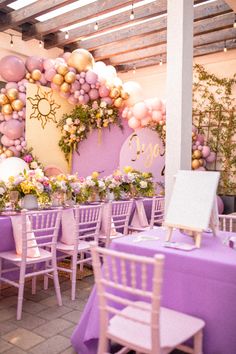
[192,64,236,195]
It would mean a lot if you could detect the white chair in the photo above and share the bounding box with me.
[129,196,165,233]
[90,243,205,354]
[56,204,103,300]
[0,209,62,320]
[99,200,133,247]
[219,214,236,232]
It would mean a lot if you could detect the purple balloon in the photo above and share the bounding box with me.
[40,73,48,86]
[43,59,55,71]
[206,151,216,163]
[85,71,98,85]
[202,146,211,158]
[74,90,80,99]
[81,83,90,93]
[3,119,24,140]
[196,134,205,144]
[78,95,85,104]
[196,167,206,171]
[8,145,20,157]
[19,85,26,93]
[26,56,44,72]
[1,134,14,147]
[45,68,56,82]
[68,67,76,73]
[5,82,18,90]
[89,88,99,100]
[84,93,89,104]
[18,93,26,105]
[71,80,81,92]
[101,97,113,105]
[0,56,26,82]
[4,115,13,121]
[0,122,6,133]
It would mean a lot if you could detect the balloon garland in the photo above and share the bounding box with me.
[0,50,215,171]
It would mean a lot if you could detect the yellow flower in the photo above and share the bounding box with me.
[96,113,101,119]
[113,169,121,176]
[91,171,99,179]
[124,166,133,174]
[103,122,108,128]
[142,172,150,178]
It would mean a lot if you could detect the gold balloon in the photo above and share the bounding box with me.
[2,103,13,115]
[192,159,200,170]
[110,88,120,99]
[11,99,24,112]
[31,69,42,81]
[29,78,35,83]
[5,149,14,158]
[60,82,71,93]
[193,150,202,159]
[6,88,18,102]
[57,64,69,76]
[0,93,9,106]
[67,49,94,72]
[53,74,64,86]
[198,158,204,166]
[114,97,123,108]
[121,90,129,100]
[64,71,76,84]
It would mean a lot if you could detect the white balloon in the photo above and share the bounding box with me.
[0,157,29,182]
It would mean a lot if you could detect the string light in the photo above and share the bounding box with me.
[159,56,163,66]
[130,1,134,20]
[234,14,236,29]
[65,31,69,40]
[3,32,21,48]
[94,22,99,31]
[39,40,43,48]
[10,34,13,48]
[132,65,136,74]
[223,41,227,53]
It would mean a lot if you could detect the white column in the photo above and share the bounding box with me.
[165,0,194,211]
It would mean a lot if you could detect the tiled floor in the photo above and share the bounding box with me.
[0,274,93,354]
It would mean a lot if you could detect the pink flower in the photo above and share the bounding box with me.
[23,154,33,163]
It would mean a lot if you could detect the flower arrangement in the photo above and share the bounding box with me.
[22,148,44,170]
[58,100,123,161]
[124,167,155,198]
[0,181,7,210]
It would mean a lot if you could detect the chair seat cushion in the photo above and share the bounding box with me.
[108,301,205,352]
[56,240,90,254]
[0,248,51,264]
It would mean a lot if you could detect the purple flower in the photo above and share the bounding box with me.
[23,154,33,163]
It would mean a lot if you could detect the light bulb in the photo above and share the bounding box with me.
[94,22,98,31]
[132,66,136,74]
[39,40,43,48]
[159,58,163,66]
[10,38,13,48]
[65,31,69,40]
[234,15,236,28]
[130,10,134,20]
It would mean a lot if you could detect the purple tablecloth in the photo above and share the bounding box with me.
[71,228,236,354]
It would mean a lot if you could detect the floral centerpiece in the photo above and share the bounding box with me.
[0,181,7,210]
[123,166,155,198]
[57,100,123,161]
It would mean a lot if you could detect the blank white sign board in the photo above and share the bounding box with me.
[165,170,220,231]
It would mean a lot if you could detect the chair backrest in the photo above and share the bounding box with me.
[90,243,164,354]
[110,200,133,235]
[73,204,103,243]
[150,197,165,228]
[218,214,236,232]
[21,209,62,259]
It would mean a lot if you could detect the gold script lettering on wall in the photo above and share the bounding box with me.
[26,83,73,173]
[128,133,163,168]
[27,86,61,129]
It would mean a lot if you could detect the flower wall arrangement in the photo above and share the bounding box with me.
[57,99,122,160]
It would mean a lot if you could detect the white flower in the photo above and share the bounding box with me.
[30,161,38,169]
[63,125,70,132]
[108,109,113,115]
[86,177,96,187]
[0,187,5,195]
[98,181,105,189]
[140,181,148,189]
[127,172,136,182]
[100,101,107,108]
[66,118,73,125]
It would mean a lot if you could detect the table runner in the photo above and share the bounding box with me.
[71,228,236,354]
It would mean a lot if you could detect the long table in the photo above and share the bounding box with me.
[71,228,236,354]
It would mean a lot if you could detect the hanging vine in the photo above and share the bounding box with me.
[192,64,236,195]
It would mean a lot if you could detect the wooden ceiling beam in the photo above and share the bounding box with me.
[81,10,234,52]
[92,26,236,60]
[0,0,13,8]
[116,39,236,72]
[44,0,167,49]
[22,0,144,40]
[224,0,236,12]
[0,0,75,31]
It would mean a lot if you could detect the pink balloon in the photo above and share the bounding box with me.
[84,94,89,104]
[51,83,60,92]
[196,134,205,144]
[0,122,6,133]
[68,67,76,74]
[101,97,113,105]
[59,91,70,99]
[68,95,78,105]
[62,52,72,63]
[81,83,90,93]
[89,88,99,100]
[3,119,23,140]
[201,146,211,158]
[1,134,14,147]
[8,146,20,157]
[85,71,98,85]
[128,116,140,129]
[217,196,224,214]
[26,56,44,72]
[196,167,206,171]
[78,95,85,104]
[152,110,162,122]
[19,85,26,92]
[45,68,56,82]
[150,98,162,111]
[0,56,26,82]
[12,112,19,119]
[206,151,216,163]
[123,81,143,106]
[99,85,110,98]
[132,101,148,120]
[4,115,13,121]
[192,126,198,134]
[5,82,18,90]
[43,58,55,71]
[71,81,81,92]
[18,93,26,105]
[40,73,48,86]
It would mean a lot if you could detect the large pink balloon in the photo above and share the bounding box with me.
[128,116,140,129]
[1,134,14,147]
[71,80,81,92]
[62,52,72,63]
[0,56,26,82]
[26,56,44,72]
[3,119,23,140]
[99,85,110,98]
[89,88,99,100]
[101,97,113,105]
[132,102,148,120]
[196,134,205,144]
[81,83,90,93]
[44,68,56,82]
[152,110,162,122]
[85,71,98,85]
[43,58,55,71]
[201,146,211,158]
